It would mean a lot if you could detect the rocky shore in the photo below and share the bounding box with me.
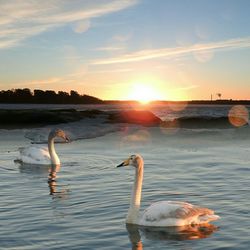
[0,109,162,129]
[0,108,247,129]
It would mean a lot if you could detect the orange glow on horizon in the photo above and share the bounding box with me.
[126,82,165,104]
[98,74,193,101]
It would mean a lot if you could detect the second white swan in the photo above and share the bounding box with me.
[117,154,220,227]
[17,128,69,165]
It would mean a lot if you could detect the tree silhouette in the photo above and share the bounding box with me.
[0,88,103,104]
[70,90,81,103]
[58,91,70,104]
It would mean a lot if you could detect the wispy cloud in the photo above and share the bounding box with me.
[28,77,62,85]
[0,0,138,49]
[11,75,80,90]
[10,77,62,88]
[94,46,125,51]
[90,67,133,74]
[175,85,199,91]
[92,37,250,65]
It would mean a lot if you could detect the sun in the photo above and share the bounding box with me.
[127,83,163,104]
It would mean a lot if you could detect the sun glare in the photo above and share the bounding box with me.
[128,83,163,104]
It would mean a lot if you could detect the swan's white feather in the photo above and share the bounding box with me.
[18,145,51,165]
[140,201,219,227]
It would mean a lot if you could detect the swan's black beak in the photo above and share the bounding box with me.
[117,162,125,168]
[116,158,130,168]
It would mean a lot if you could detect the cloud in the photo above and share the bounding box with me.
[14,77,62,87]
[90,67,133,74]
[29,78,62,85]
[94,46,124,51]
[11,75,79,90]
[176,85,199,91]
[0,0,138,49]
[92,36,250,65]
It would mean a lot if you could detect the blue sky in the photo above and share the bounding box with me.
[0,0,250,100]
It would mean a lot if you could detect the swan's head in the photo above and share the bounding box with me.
[49,128,69,142]
[117,154,143,168]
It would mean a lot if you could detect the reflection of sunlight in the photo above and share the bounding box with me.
[228,105,249,127]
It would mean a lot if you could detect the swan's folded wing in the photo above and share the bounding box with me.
[18,145,51,164]
[140,201,218,227]
[171,201,220,224]
[170,201,214,218]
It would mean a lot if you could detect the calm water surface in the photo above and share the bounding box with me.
[0,113,250,249]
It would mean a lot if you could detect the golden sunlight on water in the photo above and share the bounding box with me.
[228,105,249,127]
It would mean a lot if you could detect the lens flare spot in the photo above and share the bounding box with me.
[160,120,179,135]
[123,129,151,143]
[228,105,249,127]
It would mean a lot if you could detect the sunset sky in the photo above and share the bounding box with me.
[0,0,250,101]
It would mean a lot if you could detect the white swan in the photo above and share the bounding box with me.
[117,154,220,227]
[17,128,69,165]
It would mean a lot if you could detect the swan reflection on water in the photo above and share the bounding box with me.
[17,161,69,197]
[126,223,218,249]
[48,164,60,195]
[47,164,70,198]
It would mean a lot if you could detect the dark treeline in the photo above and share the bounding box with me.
[0,88,103,104]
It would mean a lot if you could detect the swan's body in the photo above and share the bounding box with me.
[17,129,69,165]
[18,145,52,165]
[117,154,220,227]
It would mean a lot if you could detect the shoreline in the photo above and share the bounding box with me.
[0,108,248,130]
[1,100,250,106]
[0,109,161,130]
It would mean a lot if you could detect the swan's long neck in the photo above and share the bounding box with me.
[48,136,60,165]
[126,159,144,225]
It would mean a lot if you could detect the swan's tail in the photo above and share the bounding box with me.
[199,214,220,223]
